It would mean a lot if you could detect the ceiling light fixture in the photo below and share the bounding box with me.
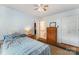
[34,4,48,12]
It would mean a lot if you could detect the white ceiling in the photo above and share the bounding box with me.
[2,4,79,18]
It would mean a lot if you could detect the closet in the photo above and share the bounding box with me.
[61,16,79,47]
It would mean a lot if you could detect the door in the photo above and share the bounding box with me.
[39,21,47,39]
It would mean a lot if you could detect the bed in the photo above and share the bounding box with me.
[1,34,51,55]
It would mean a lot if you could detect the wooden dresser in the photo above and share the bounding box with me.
[47,27,57,45]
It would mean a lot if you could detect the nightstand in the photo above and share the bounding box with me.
[26,34,36,39]
[37,38,47,43]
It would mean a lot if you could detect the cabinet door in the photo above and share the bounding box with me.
[61,16,79,47]
[62,16,76,36]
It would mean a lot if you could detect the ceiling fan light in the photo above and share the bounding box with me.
[37,7,44,12]
[34,4,48,12]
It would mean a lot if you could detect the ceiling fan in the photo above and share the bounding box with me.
[34,4,48,12]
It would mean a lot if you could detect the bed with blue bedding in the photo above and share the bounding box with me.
[1,33,51,55]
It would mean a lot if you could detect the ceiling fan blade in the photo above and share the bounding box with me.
[44,5,48,7]
[34,8,38,10]
[34,4,39,7]
[34,4,48,12]
[43,8,47,11]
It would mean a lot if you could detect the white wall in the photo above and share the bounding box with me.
[37,8,79,44]
[0,6,34,35]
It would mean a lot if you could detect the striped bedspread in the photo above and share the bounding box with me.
[1,37,51,55]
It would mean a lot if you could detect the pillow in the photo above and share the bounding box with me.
[10,32,26,39]
[3,32,25,43]
[4,35,12,40]
[3,34,13,43]
[3,32,20,40]
[11,32,20,38]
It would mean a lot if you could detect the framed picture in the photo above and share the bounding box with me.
[49,22,56,27]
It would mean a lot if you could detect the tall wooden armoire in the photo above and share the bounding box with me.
[47,27,57,45]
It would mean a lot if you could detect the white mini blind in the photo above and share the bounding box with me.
[61,15,79,47]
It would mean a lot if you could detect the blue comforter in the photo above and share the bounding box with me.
[1,37,51,55]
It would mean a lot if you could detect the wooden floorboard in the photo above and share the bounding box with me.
[50,45,75,55]
[57,43,79,52]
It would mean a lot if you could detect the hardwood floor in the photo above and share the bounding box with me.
[36,38,79,55]
[50,45,75,55]
[57,43,79,53]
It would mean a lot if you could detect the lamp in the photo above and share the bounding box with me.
[24,27,32,35]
